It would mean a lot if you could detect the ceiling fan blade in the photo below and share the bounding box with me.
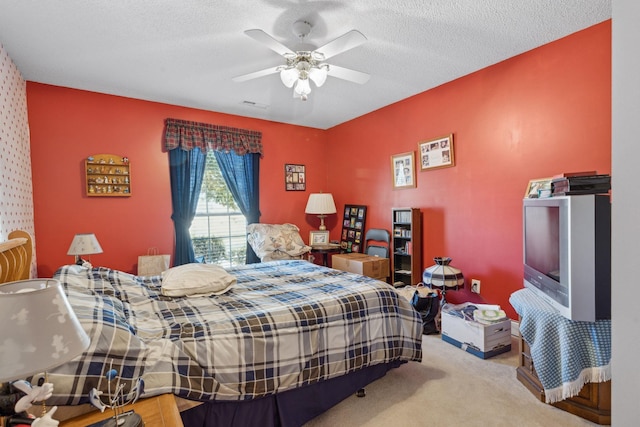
[327,65,370,84]
[244,29,295,57]
[314,30,367,60]
[232,66,280,83]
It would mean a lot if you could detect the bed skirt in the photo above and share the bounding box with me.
[181,361,404,427]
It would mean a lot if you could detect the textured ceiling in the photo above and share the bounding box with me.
[0,1,611,129]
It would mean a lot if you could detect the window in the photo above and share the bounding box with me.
[190,152,246,267]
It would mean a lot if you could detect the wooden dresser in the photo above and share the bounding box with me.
[517,334,611,425]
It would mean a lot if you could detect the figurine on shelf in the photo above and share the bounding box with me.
[87,361,144,427]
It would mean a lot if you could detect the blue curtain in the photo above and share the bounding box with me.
[164,119,262,266]
[169,147,206,266]
[214,151,261,264]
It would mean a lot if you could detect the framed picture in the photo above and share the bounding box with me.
[418,134,455,171]
[309,230,330,246]
[340,204,367,252]
[524,177,553,198]
[391,152,416,189]
[285,164,306,191]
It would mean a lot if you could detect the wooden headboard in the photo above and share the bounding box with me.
[0,230,33,283]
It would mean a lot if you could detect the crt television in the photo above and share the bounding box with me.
[522,194,611,321]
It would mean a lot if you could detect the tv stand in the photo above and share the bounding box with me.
[517,333,611,425]
[510,289,611,425]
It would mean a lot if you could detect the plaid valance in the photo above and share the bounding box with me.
[163,118,263,155]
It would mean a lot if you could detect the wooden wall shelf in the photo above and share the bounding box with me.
[85,154,131,197]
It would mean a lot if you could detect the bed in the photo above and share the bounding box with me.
[0,230,32,283]
[1,234,422,426]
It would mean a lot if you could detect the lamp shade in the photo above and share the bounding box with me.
[305,193,337,215]
[0,279,90,382]
[308,66,328,87]
[423,257,464,289]
[67,233,103,256]
[280,67,298,88]
[294,78,311,97]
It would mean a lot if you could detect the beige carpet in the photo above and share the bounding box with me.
[304,334,600,427]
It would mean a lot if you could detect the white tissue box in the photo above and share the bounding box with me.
[441,303,511,359]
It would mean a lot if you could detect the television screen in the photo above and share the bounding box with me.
[524,206,560,280]
[523,205,568,307]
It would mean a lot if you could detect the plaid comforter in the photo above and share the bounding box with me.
[47,261,422,405]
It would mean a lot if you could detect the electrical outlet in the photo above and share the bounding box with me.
[471,279,481,294]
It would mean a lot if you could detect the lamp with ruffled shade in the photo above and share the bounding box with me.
[422,257,464,304]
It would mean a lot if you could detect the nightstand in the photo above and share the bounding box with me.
[60,394,183,427]
[310,244,341,267]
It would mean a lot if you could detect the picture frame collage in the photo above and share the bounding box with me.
[391,152,416,189]
[418,134,455,171]
[340,204,367,253]
[285,164,306,191]
[391,133,455,190]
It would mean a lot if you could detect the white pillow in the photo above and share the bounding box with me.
[161,263,236,297]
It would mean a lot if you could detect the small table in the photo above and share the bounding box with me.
[310,244,341,267]
[60,393,184,427]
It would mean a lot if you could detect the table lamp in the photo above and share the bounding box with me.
[0,279,90,423]
[305,193,336,231]
[422,257,464,304]
[67,233,103,266]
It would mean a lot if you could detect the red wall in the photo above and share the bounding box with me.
[28,21,611,318]
[326,21,611,317]
[27,86,328,276]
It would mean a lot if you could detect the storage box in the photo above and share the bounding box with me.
[441,303,511,359]
[331,253,390,280]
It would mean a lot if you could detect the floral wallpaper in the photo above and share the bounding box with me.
[0,43,36,275]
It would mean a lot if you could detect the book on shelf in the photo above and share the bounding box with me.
[405,241,413,255]
[395,210,411,223]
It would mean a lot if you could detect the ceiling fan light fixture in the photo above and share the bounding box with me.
[294,78,311,99]
[280,67,298,88]
[309,65,328,87]
[296,58,311,72]
[236,22,369,102]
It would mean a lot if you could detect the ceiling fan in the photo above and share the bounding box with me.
[232,20,370,101]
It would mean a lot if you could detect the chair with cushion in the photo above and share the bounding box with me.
[247,223,312,262]
[364,228,390,258]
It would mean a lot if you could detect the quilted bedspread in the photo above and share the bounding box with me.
[509,288,611,403]
[46,261,422,405]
